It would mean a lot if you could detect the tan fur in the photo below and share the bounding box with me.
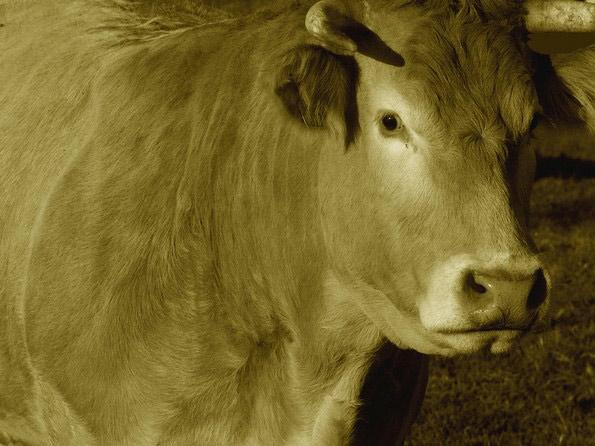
[0,1,592,445]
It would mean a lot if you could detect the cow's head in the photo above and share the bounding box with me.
[275,0,594,355]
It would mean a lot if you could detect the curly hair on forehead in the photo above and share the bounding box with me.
[375,0,524,22]
[397,4,537,143]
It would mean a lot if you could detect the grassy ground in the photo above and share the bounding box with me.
[407,133,595,445]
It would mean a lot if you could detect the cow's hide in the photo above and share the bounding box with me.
[0,1,593,445]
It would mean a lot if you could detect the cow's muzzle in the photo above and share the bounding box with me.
[419,254,551,345]
[462,267,549,330]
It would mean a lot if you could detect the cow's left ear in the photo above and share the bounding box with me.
[275,0,360,144]
[275,45,359,141]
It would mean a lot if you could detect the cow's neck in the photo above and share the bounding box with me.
[180,71,384,441]
[285,272,385,444]
[190,236,384,443]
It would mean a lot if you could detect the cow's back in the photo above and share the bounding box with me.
[0,0,232,253]
[0,1,97,272]
[0,3,105,442]
[0,2,240,444]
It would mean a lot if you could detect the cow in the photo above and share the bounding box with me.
[0,0,593,445]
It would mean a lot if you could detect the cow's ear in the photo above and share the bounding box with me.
[534,48,595,133]
[275,45,359,143]
[275,1,361,143]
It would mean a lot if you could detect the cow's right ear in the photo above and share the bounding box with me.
[549,46,595,134]
[275,0,360,143]
[533,47,595,134]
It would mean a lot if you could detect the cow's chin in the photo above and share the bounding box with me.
[427,329,527,356]
[327,271,543,356]
[380,314,530,357]
[383,318,532,357]
[356,289,539,357]
[345,284,525,357]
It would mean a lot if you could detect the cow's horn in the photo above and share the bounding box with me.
[305,0,358,55]
[525,0,595,32]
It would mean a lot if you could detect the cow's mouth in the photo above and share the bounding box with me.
[422,312,543,355]
[432,312,540,335]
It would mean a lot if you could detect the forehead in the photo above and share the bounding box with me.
[366,4,538,141]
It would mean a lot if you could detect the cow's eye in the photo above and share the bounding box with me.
[379,112,404,135]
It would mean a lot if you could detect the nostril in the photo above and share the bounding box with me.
[467,272,488,295]
[527,268,548,310]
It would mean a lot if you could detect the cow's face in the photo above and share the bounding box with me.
[333,12,549,355]
[276,0,575,355]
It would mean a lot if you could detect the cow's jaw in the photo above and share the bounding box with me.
[328,267,548,356]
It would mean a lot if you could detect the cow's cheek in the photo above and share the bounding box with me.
[317,136,386,278]
[319,138,467,355]
[361,139,445,312]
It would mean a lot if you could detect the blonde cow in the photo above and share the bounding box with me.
[1,0,594,445]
